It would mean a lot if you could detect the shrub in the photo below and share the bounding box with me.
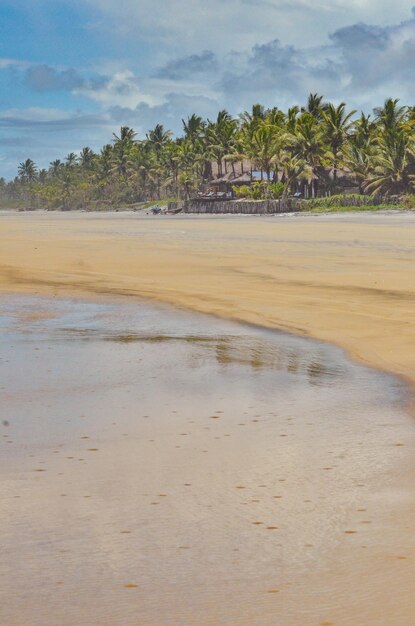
[232,180,284,200]
[401,194,415,209]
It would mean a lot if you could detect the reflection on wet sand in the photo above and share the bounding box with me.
[1,295,415,626]
[58,328,346,384]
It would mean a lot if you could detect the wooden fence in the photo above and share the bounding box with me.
[168,198,302,214]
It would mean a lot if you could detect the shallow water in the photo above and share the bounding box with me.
[1,295,415,626]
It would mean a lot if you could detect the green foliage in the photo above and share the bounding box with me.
[233,180,284,200]
[401,194,415,209]
[3,95,415,211]
[305,203,400,214]
[301,193,400,212]
[302,194,384,209]
[233,185,251,199]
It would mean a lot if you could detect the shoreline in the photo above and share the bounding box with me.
[1,206,413,216]
[1,211,415,397]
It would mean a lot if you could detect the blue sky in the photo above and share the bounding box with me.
[1,0,415,178]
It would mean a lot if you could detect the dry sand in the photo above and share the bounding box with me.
[1,210,415,386]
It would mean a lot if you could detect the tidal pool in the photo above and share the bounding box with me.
[1,295,415,626]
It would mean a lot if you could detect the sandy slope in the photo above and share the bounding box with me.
[1,210,415,387]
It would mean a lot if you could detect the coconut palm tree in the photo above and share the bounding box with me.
[322,102,356,182]
[146,124,172,160]
[182,114,205,142]
[18,159,38,182]
[302,93,326,120]
[79,147,95,170]
[49,160,63,176]
[374,99,407,135]
[112,126,137,145]
[247,123,279,180]
[291,113,325,196]
[65,152,78,167]
[364,129,415,196]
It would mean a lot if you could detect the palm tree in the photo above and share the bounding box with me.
[205,110,237,177]
[280,153,312,198]
[364,129,415,196]
[49,159,63,176]
[374,98,407,135]
[146,124,172,158]
[18,159,37,182]
[79,147,95,170]
[182,114,204,142]
[303,93,326,120]
[322,102,356,182]
[247,123,279,180]
[145,125,173,197]
[240,104,267,127]
[65,152,78,167]
[291,113,325,196]
[112,126,137,145]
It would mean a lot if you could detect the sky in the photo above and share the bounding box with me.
[1,0,415,178]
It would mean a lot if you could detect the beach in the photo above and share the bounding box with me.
[1,211,415,625]
[0,211,415,386]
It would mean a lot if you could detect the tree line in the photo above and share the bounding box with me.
[2,95,415,209]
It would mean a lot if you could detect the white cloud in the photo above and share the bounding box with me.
[0,58,30,70]
[3,2,415,179]
[82,0,415,55]
[74,70,159,107]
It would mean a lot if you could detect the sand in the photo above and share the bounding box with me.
[1,295,415,626]
[1,210,415,387]
[2,211,415,625]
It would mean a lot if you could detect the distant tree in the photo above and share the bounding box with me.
[18,159,37,182]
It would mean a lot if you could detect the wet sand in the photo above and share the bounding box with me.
[1,295,415,626]
[0,211,415,387]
